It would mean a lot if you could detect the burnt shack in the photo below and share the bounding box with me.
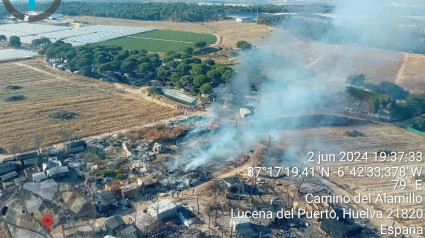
[95,190,118,214]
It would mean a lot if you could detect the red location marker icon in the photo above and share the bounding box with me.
[42,215,54,230]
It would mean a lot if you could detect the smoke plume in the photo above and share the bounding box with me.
[171,0,425,171]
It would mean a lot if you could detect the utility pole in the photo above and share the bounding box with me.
[197,196,200,214]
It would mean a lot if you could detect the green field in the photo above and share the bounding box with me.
[99,29,217,52]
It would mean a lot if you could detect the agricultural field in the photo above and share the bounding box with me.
[99,29,217,52]
[395,53,425,94]
[0,59,178,153]
[68,16,274,49]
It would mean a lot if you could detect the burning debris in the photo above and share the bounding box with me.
[232,155,249,167]
[164,115,208,127]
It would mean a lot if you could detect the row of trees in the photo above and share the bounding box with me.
[53,2,292,22]
[346,86,394,114]
[346,74,409,100]
[346,85,425,121]
[0,35,21,48]
[345,74,425,121]
[37,40,233,95]
[1,2,333,22]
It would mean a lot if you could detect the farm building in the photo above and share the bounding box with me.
[148,199,177,221]
[156,88,199,105]
[236,17,255,23]
[0,22,155,46]
[0,49,38,63]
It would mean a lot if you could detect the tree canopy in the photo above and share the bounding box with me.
[412,116,425,131]
[236,40,253,49]
[9,36,21,48]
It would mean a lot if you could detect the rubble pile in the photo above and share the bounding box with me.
[161,171,211,191]
[65,155,85,174]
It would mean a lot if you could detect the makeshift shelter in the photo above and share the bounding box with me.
[148,199,177,221]
[105,216,126,235]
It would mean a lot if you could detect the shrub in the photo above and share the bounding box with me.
[49,109,78,120]
[4,95,26,102]
[6,85,22,90]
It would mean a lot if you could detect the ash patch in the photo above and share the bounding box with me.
[50,109,78,120]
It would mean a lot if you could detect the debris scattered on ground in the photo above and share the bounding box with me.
[152,142,163,154]
[164,115,208,127]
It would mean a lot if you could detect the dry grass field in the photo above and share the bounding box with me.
[396,53,425,94]
[67,16,274,50]
[67,17,425,94]
[306,46,405,82]
[0,59,178,153]
[265,42,425,94]
[277,121,425,233]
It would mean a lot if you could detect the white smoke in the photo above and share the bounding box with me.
[171,0,425,171]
